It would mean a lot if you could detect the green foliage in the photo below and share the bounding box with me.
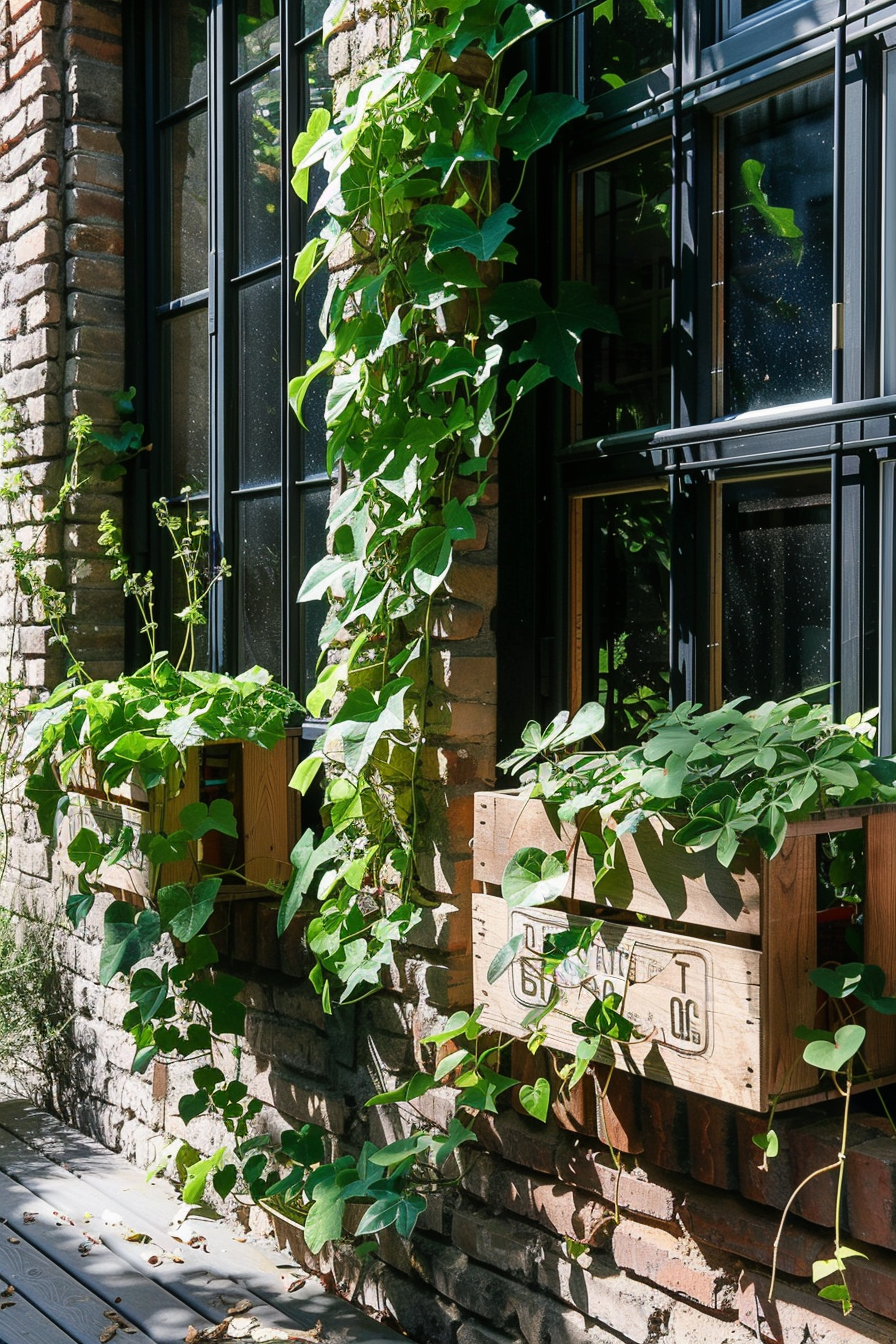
[499,694,896,875]
[282,0,605,1025]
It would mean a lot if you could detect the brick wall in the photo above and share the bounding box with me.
[1,7,895,1344]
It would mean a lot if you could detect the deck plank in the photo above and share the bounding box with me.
[0,1229,157,1344]
[0,1100,402,1343]
[0,1170,212,1344]
[0,1291,80,1344]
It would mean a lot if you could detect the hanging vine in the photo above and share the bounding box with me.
[281,0,616,1012]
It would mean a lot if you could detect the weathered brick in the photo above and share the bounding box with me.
[64,150,124,191]
[63,0,122,36]
[610,1217,738,1310]
[64,255,124,296]
[432,652,497,702]
[14,220,61,266]
[846,1135,896,1253]
[66,184,125,225]
[64,29,121,62]
[7,188,59,240]
[431,600,484,640]
[682,1185,830,1277]
[65,222,123,256]
[452,1208,543,1281]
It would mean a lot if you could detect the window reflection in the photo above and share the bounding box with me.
[721,474,831,704]
[724,77,834,414]
[238,70,281,271]
[580,142,672,437]
[572,487,670,744]
[238,0,280,74]
[586,0,672,101]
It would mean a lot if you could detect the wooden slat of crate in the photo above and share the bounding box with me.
[243,738,291,887]
[473,792,761,934]
[472,892,763,1110]
[862,810,896,1075]
[61,795,148,901]
[760,832,818,1100]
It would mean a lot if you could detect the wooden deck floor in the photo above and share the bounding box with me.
[0,1098,402,1344]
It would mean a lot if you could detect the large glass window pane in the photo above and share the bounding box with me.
[586,2,673,102]
[162,309,209,490]
[883,53,896,393]
[721,474,831,703]
[162,113,208,300]
[238,0,280,75]
[724,77,834,414]
[236,494,282,674]
[169,512,211,672]
[238,70,281,272]
[238,276,281,487]
[572,488,670,744]
[306,38,332,112]
[581,142,672,437]
[303,0,328,36]
[164,0,207,112]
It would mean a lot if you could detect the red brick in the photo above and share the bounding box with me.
[445,559,497,608]
[431,652,497,702]
[64,151,123,191]
[63,0,122,36]
[639,1079,690,1173]
[682,1186,830,1277]
[738,1270,895,1344]
[66,185,124,225]
[736,1105,832,1211]
[788,1116,890,1228]
[65,255,124,297]
[64,30,121,61]
[15,221,60,266]
[846,1135,896,1252]
[431,599,484,640]
[687,1095,739,1190]
[611,1217,738,1310]
[462,1154,608,1243]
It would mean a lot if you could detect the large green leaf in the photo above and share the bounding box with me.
[158,877,222,943]
[740,159,803,263]
[100,904,161,986]
[500,92,587,160]
[502,847,568,908]
[416,202,519,262]
[802,1024,866,1073]
[487,280,618,389]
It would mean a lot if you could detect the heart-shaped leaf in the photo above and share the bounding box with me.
[502,847,568,908]
[802,1024,866,1073]
[100,903,161,986]
[751,1130,778,1158]
[518,1076,551,1122]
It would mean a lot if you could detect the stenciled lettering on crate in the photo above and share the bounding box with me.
[473,894,763,1109]
[473,792,896,1114]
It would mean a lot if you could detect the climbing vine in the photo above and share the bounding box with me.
[282,0,615,1013]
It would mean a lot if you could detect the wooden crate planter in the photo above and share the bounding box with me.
[472,790,896,1113]
[60,733,301,904]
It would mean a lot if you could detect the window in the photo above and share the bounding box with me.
[503,0,896,756]
[130,0,330,697]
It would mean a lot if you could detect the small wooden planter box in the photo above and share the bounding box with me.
[61,734,301,903]
[472,790,896,1113]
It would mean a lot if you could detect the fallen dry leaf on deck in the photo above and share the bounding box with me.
[6,1237,18,1245]
[0,1302,14,1310]
[22,1212,37,1223]
[1,1284,13,1297]
[99,1328,118,1343]
[227,1300,253,1316]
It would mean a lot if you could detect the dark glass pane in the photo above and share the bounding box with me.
[162,113,208,300]
[238,276,281,487]
[577,490,669,745]
[586,1,673,102]
[741,0,782,19]
[164,0,207,111]
[237,493,282,675]
[163,309,209,490]
[725,77,834,414]
[582,142,672,437]
[237,0,280,75]
[304,0,328,36]
[722,475,831,704]
[238,71,281,272]
[301,485,329,694]
[306,42,332,112]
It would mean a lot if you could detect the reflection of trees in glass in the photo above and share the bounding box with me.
[587,0,673,100]
[579,491,670,745]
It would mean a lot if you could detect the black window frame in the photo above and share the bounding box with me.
[498,0,896,759]
[125,0,331,704]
